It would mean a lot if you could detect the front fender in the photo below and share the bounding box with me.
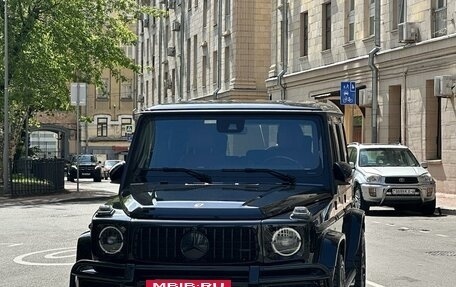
[316,230,345,273]
[76,230,92,261]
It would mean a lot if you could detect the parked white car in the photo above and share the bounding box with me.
[347,143,436,215]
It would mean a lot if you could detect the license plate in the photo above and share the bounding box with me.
[391,188,416,195]
[81,172,91,176]
[146,279,231,287]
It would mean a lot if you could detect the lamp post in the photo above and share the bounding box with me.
[2,0,9,195]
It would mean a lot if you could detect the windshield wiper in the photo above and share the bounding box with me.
[222,168,296,185]
[139,167,212,183]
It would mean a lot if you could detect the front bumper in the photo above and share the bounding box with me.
[360,182,435,206]
[70,260,332,287]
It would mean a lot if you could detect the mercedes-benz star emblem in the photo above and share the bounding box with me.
[399,178,405,183]
[180,231,209,260]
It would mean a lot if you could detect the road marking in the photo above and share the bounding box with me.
[0,243,23,247]
[13,247,76,266]
[368,280,386,287]
[436,234,448,238]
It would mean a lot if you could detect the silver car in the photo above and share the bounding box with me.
[347,143,436,215]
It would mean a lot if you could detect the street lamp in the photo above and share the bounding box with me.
[2,0,9,195]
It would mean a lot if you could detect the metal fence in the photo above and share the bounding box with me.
[10,159,65,197]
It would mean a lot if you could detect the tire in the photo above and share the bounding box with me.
[353,231,366,287]
[333,253,346,287]
[421,199,436,216]
[354,186,370,214]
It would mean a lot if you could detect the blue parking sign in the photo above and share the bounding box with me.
[340,81,356,105]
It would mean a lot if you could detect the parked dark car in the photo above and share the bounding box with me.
[67,154,103,182]
[70,101,365,287]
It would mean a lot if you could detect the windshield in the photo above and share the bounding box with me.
[358,148,420,167]
[73,155,97,163]
[125,114,325,185]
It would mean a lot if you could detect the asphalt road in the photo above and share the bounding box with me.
[0,181,455,287]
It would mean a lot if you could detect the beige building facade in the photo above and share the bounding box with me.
[266,0,456,195]
[137,0,272,107]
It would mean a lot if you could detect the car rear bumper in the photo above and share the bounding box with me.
[70,259,332,287]
[360,183,436,206]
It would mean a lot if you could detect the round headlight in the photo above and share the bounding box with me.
[98,226,124,255]
[271,227,302,256]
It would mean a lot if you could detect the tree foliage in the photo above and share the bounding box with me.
[0,0,164,161]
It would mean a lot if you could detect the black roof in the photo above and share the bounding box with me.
[141,100,342,115]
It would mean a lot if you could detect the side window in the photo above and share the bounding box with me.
[335,122,347,162]
[329,122,339,162]
[347,147,357,164]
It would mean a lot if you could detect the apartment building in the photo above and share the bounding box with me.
[137,0,272,107]
[266,0,456,194]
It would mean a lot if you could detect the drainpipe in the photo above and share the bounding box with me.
[277,0,288,100]
[213,0,222,100]
[179,2,185,101]
[368,47,380,143]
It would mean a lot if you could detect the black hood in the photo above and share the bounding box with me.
[120,184,332,220]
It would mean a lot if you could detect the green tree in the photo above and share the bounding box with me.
[0,0,164,163]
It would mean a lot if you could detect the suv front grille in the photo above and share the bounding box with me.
[132,226,258,264]
[385,177,418,184]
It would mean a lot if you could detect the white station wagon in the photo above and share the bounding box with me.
[347,143,436,215]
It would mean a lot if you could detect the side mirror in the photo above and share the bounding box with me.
[349,161,355,169]
[420,162,428,169]
[109,161,126,184]
[333,161,353,185]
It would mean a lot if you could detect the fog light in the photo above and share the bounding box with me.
[427,188,434,197]
[368,188,376,197]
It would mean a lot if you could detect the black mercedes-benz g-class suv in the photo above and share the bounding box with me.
[67,154,103,182]
[70,101,365,287]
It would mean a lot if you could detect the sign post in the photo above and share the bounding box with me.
[70,83,87,192]
[340,81,356,105]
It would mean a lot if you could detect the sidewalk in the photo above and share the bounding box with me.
[1,186,455,215]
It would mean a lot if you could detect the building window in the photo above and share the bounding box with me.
[224,46,230,83]
[121,118,132,137]
[193,35,198,89]
[398,0,406,25]
[186,38,191,92]
[188,0,192,11]
[97,118,108,137]
[347,0,355,41]
[213,0,218,26]
[123,45,134,59]
[369,0,375,36]
[224,0,231,29]
[203,0,208,27]
[96,78,109,99]
[432,0,447,37]
[213,50,218,84]
[300,12,309,56]
[202,55,207,87]
[323,2,332,50]
[121,80,133,99]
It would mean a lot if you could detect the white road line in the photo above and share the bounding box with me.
[0,243,23,247]
[13,247,76,266]
[436,234,449,238]
[368,280,386,287]
[386,223,395,226]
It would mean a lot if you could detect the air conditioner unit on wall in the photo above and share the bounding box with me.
[434,75,456,97]
[358,89,372,107]
[398,22,419,43]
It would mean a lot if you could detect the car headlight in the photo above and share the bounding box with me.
[366,174,382,183]
[271,227,302,256]
[418,173,434,184]
[98,226,124,255]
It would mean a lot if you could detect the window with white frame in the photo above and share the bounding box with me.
[369,0,375,36]
[97,117,108,137]
[121,80,133,99]
[433,0,447,37]
[348,0,355,41]
[121,118,132,137]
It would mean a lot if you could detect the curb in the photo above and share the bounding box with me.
[436,207,456,216]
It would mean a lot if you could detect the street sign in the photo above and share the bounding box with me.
[70,83,87,106]
[125,125,133,134]
[340,81,356,105]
